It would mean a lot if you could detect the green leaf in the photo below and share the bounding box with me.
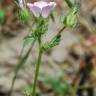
[23,32,37,47]
[65,0,75,8]
[23,37,34,47]
[42,35,61,51]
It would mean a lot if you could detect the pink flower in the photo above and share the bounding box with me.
[27,1,56,18]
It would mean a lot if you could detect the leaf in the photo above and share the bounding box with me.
[23,32,37,47]
[42,35,61,51]
[9,40,35,96]
[65,0,75,8]
[23,37,34,47]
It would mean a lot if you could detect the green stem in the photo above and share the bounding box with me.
[32,38,42,96]
[9,40,35,96]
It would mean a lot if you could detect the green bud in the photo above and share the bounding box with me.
[18,8,31,23]
[63,7,78,28]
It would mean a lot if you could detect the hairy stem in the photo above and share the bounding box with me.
[32,37,42,96]
[9,40,35,96]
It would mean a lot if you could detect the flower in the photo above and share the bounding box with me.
[18,0,26,9]
[27,1,56,18]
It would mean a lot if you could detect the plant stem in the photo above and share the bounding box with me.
[31,25,65,96]
[9,40,35,96]
[32,38,42,96]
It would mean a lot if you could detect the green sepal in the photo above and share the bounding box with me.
[35,17,49,35]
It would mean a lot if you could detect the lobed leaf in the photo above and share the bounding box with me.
[23,32,37,47]
[42,35,61,51]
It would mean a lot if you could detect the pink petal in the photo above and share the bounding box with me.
[42,3,56,18]
[48,2,56,8]
[34,1,48,9]
[27,3,41,17]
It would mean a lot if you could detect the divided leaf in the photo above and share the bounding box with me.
[23,32,37,47]
[42,35,61,51]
